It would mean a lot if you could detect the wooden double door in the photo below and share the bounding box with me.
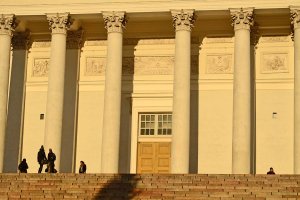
[137,142,171,173]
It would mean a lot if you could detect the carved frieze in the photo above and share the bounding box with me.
[85,40,107,46]
[206,54,233,74]
[260,36,290,43]
[204,37,234,43]
[171,9,196,32]
[261,53,288,73]
[103,11,126,33]
[85,57,106,76]
[47,13,72,34]
[135,56,174,75]
[32,58,50,77]
[32,41,51,48]
[123,38,175,45]
[230,8,254,30]
[0,14,17,36]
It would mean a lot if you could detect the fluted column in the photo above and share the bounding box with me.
[101,11,126,173]
[291,7,300,174]
[0,14,17,172]
[230,8,254,174]
[171,9,195,173]
[44,13,72,171]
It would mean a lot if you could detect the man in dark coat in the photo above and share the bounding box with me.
[79,161,87,173]
[18,158,28,173]
[37,145,47,173]
[47,148,56,173]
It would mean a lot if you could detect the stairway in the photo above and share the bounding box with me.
[0,173,300,199]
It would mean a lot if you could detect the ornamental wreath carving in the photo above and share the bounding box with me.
[171,9,196,31]
[206,54,233,74]
[0,14,17,36]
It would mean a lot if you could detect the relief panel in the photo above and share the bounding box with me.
[85,57,106,76]
[134,56,174,75]
[261,53,288,73]
[206,54,233,74]
[32,58,50,77]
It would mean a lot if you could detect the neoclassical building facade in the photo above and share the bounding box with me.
[0,0,300,174]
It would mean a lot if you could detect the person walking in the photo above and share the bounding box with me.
[18,158,28,173]
[47,148,56,173]
[37,145,47,173]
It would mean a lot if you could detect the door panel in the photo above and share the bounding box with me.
[137,142,171,173]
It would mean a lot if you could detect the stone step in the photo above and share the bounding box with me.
[0,174,300,199]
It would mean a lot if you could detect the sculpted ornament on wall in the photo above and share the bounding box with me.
[171,9,196,31]
[85,57,106,76]
[0,14,17,36]
[47,13,72,34]
[32,58,50,77]
[103,11,126,33]
[261,53,288,73]
[206,54,233,74]
[291,8,300,30]
[230,8,254,30]
[32,41,51,48]
[135,57,174,75]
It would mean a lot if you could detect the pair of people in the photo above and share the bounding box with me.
[37,146,56,173]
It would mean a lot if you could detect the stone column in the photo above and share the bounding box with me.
[5,31,30,172]
[230,8,254,174]
[171,9,195,173]
[0,14,17,172]
[44,13,72,171]
[291,7,300,174]
[101,11,126,173]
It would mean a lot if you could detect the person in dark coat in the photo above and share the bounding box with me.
[47,148,56,173]
[79,161,87,173]
[37,145,47,173]
[267,167,276,175]
[18,158,28,173]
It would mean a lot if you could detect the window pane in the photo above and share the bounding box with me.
[141,129,145,135]
[150,129,154,135]
[150,122,155,128]
[158,115,162,121]
[163,129,166,135]
[146,129,149,135]
[167,129,171,135]
[141,115,145,121]
[158,122,162,128]
[151,115,155,121]
[168,115,172,121]
[158,129,162,135]
[141,122,145,128]
[163,115,167,121]
[146,115,150,121]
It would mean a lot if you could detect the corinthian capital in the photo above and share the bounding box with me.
[0,14,17,36]
[47,13,73,34]
[290,7,300,30]
[230,8,254,30]
[171,9,196,32]
[103,11,126,33]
